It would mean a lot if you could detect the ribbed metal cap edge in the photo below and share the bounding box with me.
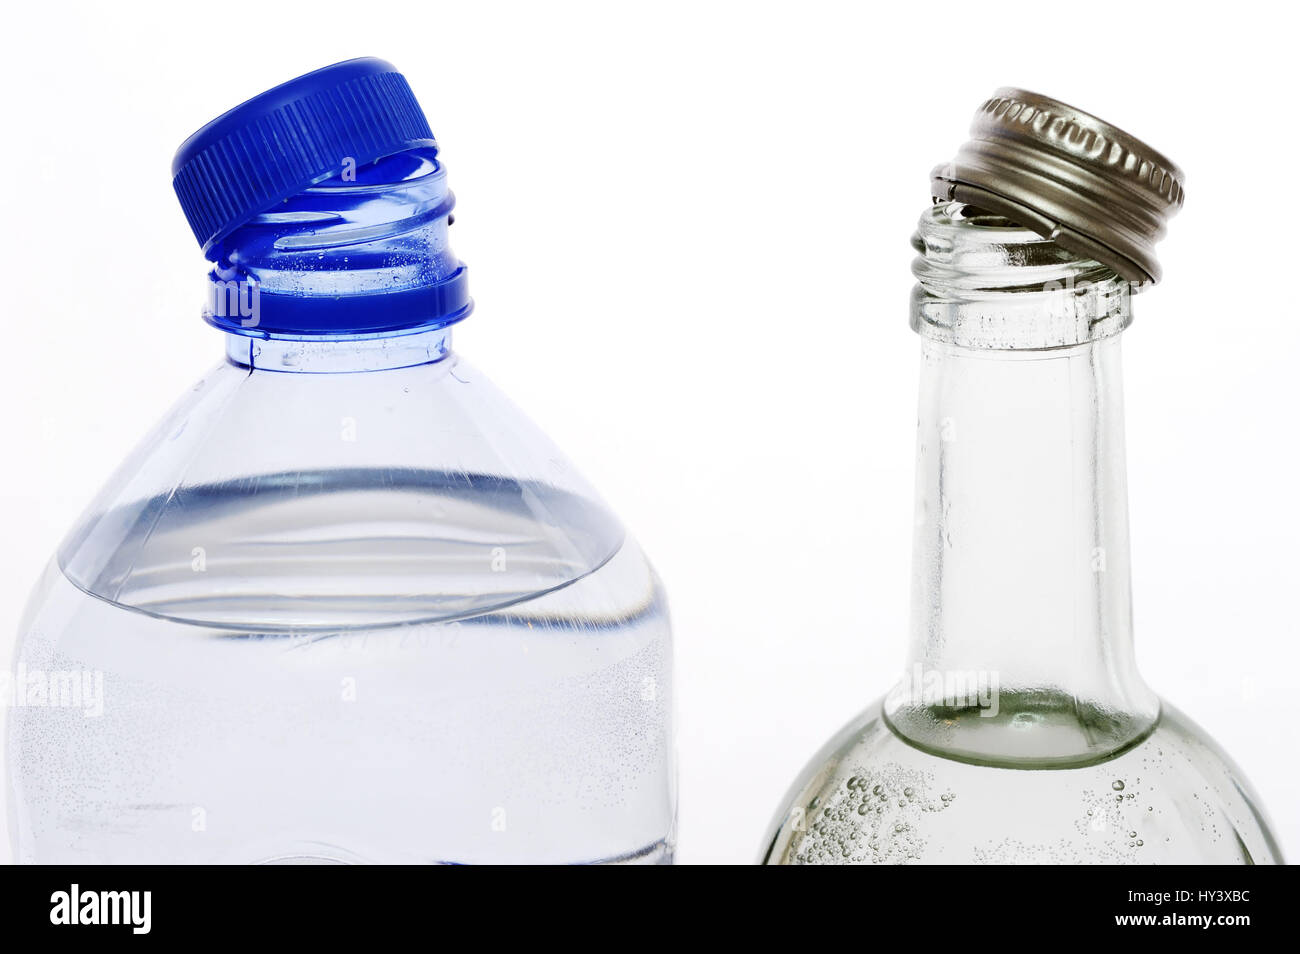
[931,88,1185,287]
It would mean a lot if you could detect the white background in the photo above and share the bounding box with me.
[1,1,1296,865]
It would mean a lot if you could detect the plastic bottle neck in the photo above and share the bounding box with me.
[203,148,471,340]
[884,204,1158,769]
[224,326,453,373]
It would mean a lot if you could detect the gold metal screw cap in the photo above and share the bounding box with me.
[931,88,1185,286]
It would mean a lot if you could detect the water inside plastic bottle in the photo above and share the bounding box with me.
[9,469,674,864]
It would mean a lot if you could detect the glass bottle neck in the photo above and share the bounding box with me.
[884,204,1158,768]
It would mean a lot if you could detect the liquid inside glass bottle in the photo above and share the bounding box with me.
[761,197,1281,865]
[6,59,675,864]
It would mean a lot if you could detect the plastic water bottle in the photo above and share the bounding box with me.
[7,58,675,864]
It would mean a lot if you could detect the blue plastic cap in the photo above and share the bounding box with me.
[172,57,438,256]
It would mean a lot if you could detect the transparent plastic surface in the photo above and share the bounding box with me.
[7,333,675,864]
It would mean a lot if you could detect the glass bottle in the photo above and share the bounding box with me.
[761,93,1281,865]
[6,59,675,865]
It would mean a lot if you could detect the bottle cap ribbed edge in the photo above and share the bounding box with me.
[172,57,437,257]
[931,88,1185,286]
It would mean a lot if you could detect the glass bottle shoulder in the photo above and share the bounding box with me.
[762,697,1282,865]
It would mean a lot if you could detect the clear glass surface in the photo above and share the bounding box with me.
[763,205,1281,865]
[762,700,1280,864]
